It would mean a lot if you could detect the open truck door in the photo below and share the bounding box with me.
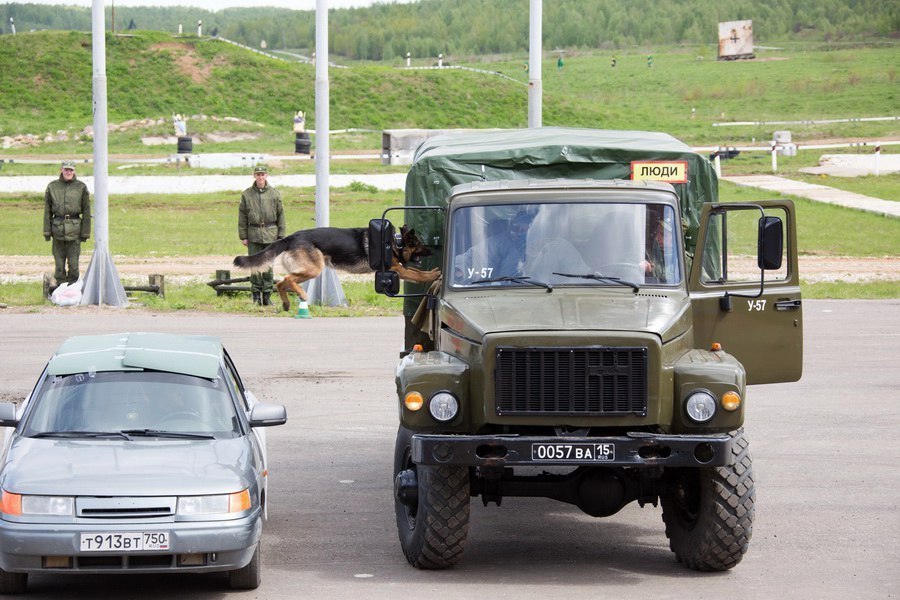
[689,200,803,384]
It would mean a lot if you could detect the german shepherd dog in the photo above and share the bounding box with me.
[233,225,439,311]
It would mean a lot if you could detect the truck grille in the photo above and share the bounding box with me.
[495,347,648,416]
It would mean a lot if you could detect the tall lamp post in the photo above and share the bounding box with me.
[80,0,127,306]
[528,0,542,128]
[304,0,345,310]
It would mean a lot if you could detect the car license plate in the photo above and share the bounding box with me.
[531,443,615,462]
[80,532,170,552]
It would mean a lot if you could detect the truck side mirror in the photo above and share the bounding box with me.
[368,219,395,271]
[375,271,400,295]
[758,216,783,270]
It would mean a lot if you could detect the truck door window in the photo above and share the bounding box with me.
[700,207,788,284]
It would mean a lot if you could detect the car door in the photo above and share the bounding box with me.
[223,352,269,516]
[689,200,803,384]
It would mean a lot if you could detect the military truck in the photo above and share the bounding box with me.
[369,128,802,571]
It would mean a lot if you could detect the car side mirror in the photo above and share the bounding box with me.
[249,403,287,427]
[0,403,19,427]
[368,219,395,271]
[758,216,783,270]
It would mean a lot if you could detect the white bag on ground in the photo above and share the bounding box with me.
[50,279,83,306]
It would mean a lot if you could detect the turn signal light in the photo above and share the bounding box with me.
[711,342,723,352]
[721,391,742,411]
[0,491,21,516]
[404,391,424,411]
[228,490,252,513]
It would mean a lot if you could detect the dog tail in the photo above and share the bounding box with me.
[233,238,289,273]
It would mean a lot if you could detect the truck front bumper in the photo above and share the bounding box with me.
[411,431,735,468]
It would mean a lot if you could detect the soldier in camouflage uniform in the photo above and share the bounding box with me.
[238,165,285,305]
[43,161,91,287]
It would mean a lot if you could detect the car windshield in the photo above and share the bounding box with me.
[449,202,682,288]
[22,370,241,439]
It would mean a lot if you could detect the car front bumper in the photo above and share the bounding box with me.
[0,512,261,574]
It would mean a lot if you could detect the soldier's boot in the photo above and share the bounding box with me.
[262,293,272,306]
[252,292,261,305]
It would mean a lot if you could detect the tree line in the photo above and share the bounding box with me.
[1,0,896,61]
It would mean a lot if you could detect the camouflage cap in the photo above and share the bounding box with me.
[253,165,268,174]
[61,161,76,170]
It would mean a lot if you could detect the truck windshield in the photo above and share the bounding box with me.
[449,202,681,288]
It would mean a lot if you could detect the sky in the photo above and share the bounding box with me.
[3,0,413,9]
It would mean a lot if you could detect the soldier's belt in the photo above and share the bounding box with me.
[252,222,276,227]
[53,214,81,220]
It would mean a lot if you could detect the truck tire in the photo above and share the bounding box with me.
[660,428,755,571]
[394,426,470,569]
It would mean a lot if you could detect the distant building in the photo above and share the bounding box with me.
[718,20,755,61]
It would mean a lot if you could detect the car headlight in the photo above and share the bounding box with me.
[177,490,252,515]
[428,392,459,422]
[1,491,73,516]
[685,391,717,423]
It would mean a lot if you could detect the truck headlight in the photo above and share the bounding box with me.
[429,392,459,422]
[685,391,716,423]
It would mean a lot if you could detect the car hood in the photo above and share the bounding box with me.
[443,290,691,342]
[1,437,256,496]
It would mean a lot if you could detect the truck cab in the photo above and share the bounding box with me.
[371,128,802,572]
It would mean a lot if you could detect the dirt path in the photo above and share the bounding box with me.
[2,254,899,284]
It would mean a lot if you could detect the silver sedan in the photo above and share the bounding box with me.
[0,332,287,594]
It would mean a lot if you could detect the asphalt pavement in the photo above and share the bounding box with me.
[0,299,898,599]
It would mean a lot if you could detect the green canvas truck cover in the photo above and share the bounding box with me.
[405,127,718,254]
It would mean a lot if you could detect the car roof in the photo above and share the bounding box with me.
[47,332,223,379]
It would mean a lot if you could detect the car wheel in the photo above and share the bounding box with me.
[394,426,470,569]
[0,568,27,594]
[660,428,755,571]
[228,544,261,590]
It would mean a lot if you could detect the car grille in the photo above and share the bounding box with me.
[495,346,648,416]
[76,497,176,519]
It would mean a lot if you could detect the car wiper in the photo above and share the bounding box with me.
[471,275,553,292]
[552,272,640,292]
[31,430,132,440]
[120,429,216,440]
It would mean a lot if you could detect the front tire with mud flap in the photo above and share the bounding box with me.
[394,426,470,569]
[660,428,755,571]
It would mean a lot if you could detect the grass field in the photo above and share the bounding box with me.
[1,36,897,311]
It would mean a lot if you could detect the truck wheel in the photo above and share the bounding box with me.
[0,568,27,594]
[660,428,755,571]
[394,426,470,569]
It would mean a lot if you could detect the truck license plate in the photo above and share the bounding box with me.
[80,532,170,552]
[531,443,615,462]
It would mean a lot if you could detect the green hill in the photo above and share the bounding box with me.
[0,29,897,156]
[0,30,597,143]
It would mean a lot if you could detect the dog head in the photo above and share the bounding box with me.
[395,225,432,266]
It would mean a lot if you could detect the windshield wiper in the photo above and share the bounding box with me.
[120,429,215,440]
[471,275,553,292]
[31,430,132,440]
[552,272,640,292]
